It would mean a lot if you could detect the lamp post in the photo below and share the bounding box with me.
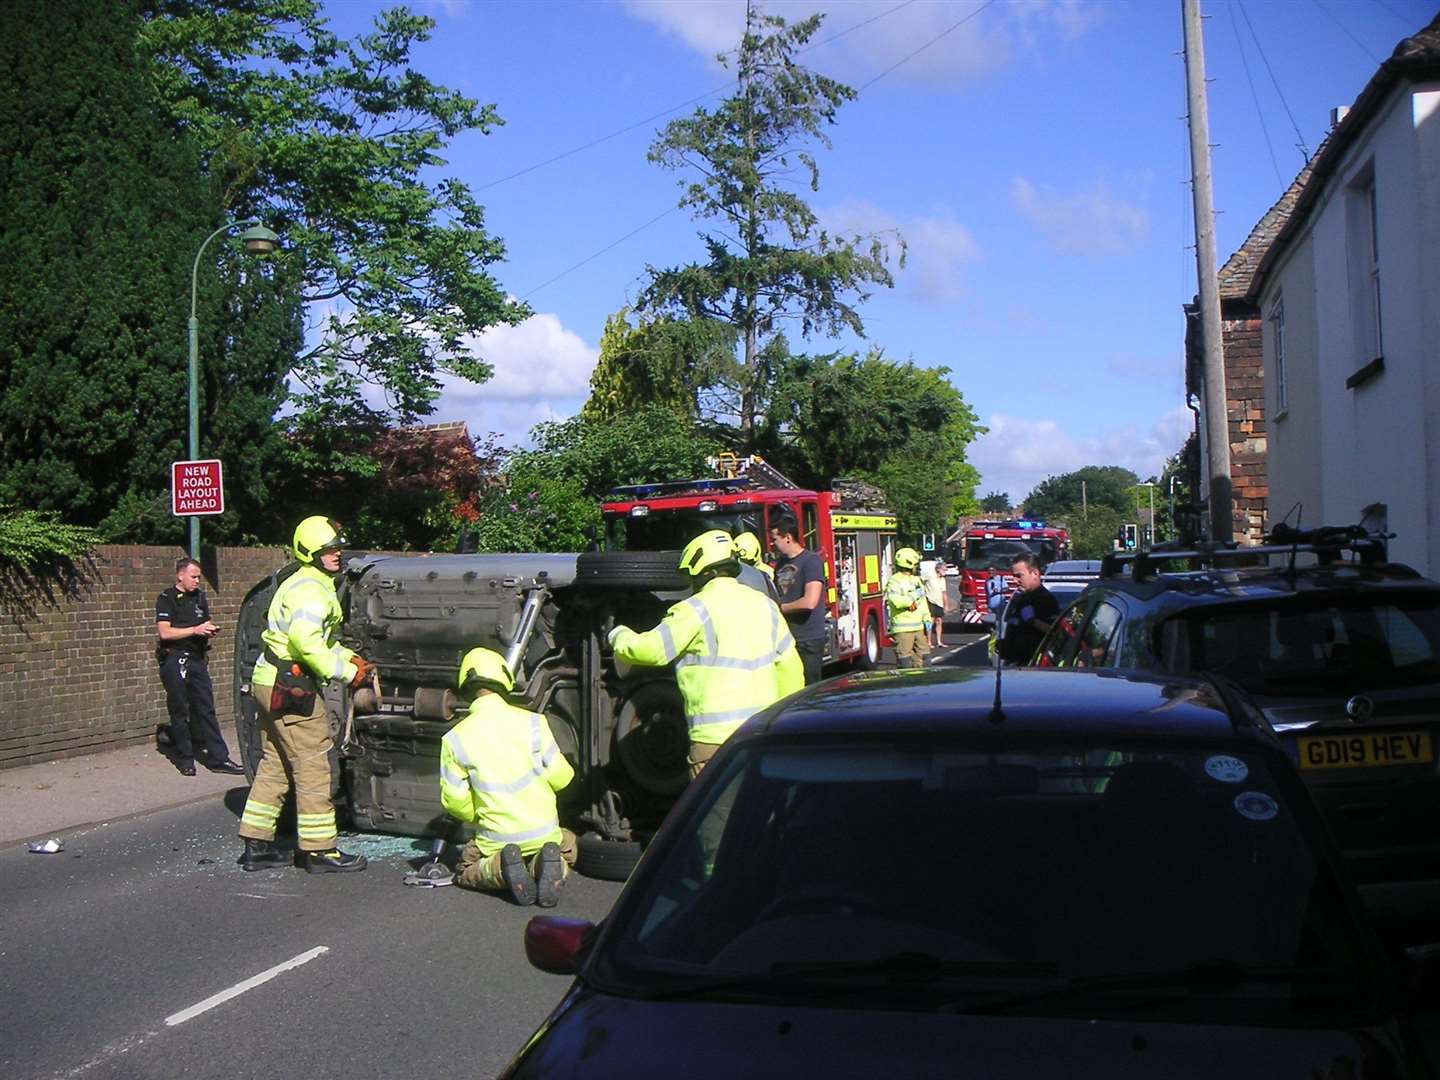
[187,220,280,556]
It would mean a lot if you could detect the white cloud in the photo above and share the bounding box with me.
[970,405,1193,504]
[620,0,1104,87]
[823,199,979,304]
[428,312,597,446]
[1010,176,1150,257]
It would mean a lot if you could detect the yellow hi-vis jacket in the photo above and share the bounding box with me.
[252,565,359,691]
[611,576,804,746]
[885,570,929,633]
[440,694,575,857]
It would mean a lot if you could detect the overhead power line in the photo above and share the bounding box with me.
[1371,0,1423,32]
[1235,0,1311,163]
[1310,0,1382,64]
[521,205,681,299]
[1227,1,1284,185]
[857,0,998,92]
[479,0,920,193]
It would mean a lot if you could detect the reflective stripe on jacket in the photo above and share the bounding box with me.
[439,695,576,856]
[885,571,928,633]
[611,576,804,745]
[251,565,357,690]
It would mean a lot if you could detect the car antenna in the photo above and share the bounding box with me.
[988,603,1006,724]
[1284,502,1303,584]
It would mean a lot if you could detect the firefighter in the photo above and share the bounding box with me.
[885,546,932,669]
[237,517,373,873]
[734,530,780,601]
[609,530,804,778]
[441,647,576,907]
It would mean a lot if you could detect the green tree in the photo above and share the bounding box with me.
[0,0,300,542]
[1067,505,1125,560]
[137,0,529,428]
[473,407,721,552]
[638,7,900,444]
[1023,465,1140,523]
[981,491,1012,514]
[581,309,736,424]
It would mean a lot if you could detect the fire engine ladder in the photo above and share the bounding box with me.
[709,453,799,490]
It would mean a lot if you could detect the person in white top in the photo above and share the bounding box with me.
[920,558,950,648]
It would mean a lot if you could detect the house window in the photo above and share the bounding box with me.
[1346,163,1383,383]
[1268,294,1286,416]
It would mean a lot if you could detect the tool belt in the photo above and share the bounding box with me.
[263,647,319,717]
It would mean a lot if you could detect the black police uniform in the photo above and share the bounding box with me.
[155,585,231,767]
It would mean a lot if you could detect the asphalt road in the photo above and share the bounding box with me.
[0,798,622,1080]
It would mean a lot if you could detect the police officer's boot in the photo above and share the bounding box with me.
[499,843,537,905]
[532,842,565,909]
[241,838,288,872]
[301,848,368,873]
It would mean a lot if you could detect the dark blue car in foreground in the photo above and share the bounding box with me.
[502,668,1439,1078]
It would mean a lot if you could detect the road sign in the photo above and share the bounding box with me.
[171,459,225,517]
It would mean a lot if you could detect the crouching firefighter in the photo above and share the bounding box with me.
[442,648,577,907]
[238,517,375,873]
[609,530,804,779]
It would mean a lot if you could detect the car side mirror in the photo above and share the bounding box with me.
[1405,942,1440,1007]
[525,916,595,975]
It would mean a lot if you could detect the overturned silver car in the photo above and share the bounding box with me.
[234,550,755,879]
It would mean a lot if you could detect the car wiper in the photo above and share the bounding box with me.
[945,961,1348,1015]
[644,952,1057,1002]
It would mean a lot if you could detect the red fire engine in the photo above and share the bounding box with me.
[601,455,898,668]
[951,519,1070,618]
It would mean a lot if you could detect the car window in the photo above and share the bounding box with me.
[1073,602,1123,668]
[1035,596,1096,668]
[1161,595,1440,695]
[600,737,1376,1024]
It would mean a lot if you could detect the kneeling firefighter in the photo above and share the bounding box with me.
[884,546,931,669]
[238,517,375,873]
[441,647,576,906]
[609,530,804,778]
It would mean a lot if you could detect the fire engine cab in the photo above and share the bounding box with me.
[602,455,898,669]
[951,519,1070,618]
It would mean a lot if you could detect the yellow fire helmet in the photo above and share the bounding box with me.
[458,646,514,695]
[733,531,764,566]
[895,546,921,571]
[293,516,347,565]
[678,529,737,577]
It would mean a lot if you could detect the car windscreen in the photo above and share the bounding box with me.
[966,538,1056,571]
[1162,593,1440,695]
[595,736,1379,1023]
[606,510,764,552]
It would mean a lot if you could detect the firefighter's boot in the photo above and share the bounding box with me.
[533,842,565,909]
[499,844,537,905]
[241,838,288,872]
[302,848,368,874]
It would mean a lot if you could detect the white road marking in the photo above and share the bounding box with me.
[164,945,329,1026]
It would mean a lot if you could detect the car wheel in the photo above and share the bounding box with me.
[574,551,687,591]
[856,614,881,670]
[575,830,644,882]
[614,680,690,797]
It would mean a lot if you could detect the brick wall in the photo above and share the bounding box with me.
[1222,315,1268,544]
[0,545,287,769]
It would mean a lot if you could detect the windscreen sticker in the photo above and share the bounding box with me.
[1233,791,1279,822]
[1204,755,1248,784]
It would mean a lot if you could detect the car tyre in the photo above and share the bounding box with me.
[574,551,687,591]
[575,831,644,882]
[855,614,881,670]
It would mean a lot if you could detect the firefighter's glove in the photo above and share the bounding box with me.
[349,658,375,689]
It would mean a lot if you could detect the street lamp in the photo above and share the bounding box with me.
[187,220,280,556]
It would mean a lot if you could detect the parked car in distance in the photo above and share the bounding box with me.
[1031,526,1440,937]
[503,667,1438,1078]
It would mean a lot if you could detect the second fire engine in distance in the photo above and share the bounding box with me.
[950,519,1070,621]
[602,455,898,670]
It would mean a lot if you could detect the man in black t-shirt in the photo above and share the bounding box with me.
[998,552,1059,665]
[155,558,244,776]
[768,512,827,684]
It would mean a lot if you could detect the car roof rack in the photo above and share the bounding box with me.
[1098,524,1391,582]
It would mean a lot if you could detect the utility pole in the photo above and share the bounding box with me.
[1081,480,1088,521]
[1182,0,1233,544]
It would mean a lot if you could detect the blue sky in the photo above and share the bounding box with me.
[323,0,1431,503]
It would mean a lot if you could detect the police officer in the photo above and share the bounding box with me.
[237,517,373,873]
[884,546,931,669]
[441,648,576,906]
[155,557,245,776]
[609,530,804,778]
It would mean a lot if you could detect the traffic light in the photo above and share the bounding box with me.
[1123,524,1138,550]
[1141,524,1152,550]
[921,532,935,552]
